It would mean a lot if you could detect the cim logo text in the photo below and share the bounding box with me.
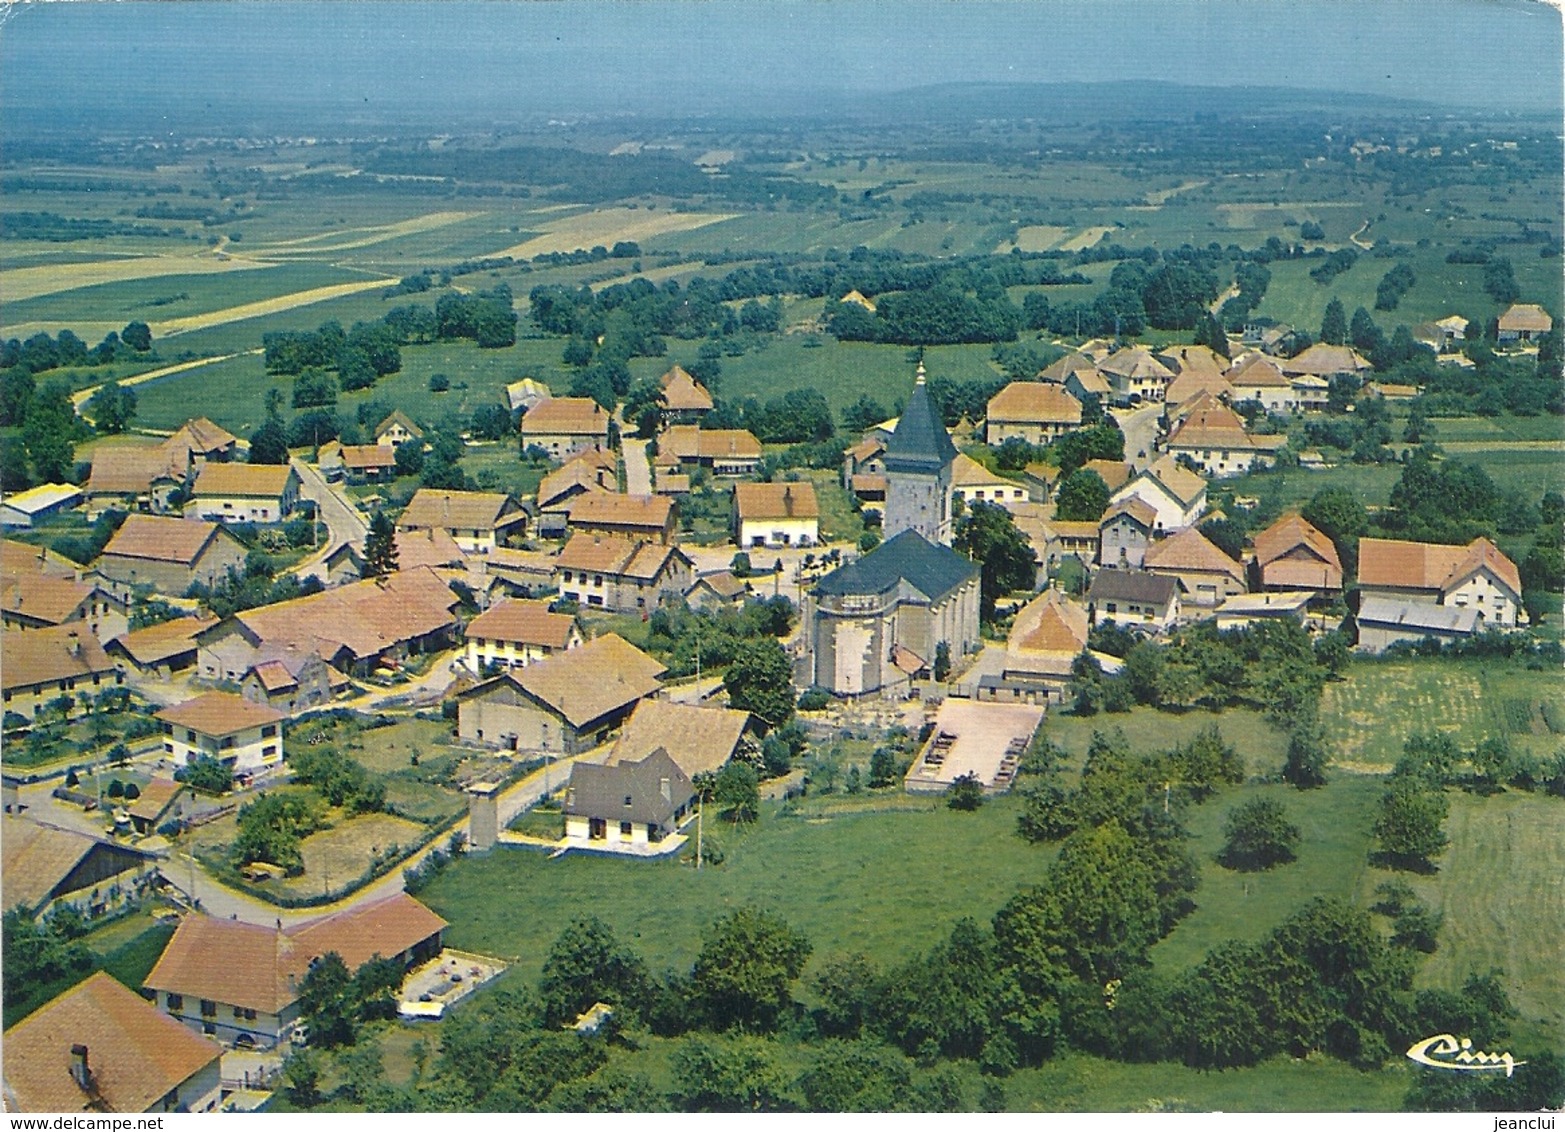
[1406,1033,1525,1077]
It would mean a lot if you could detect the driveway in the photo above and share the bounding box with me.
[621,438,652,495]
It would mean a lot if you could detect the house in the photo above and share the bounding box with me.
[1063,366,1114,405]
[1038,352,1101,384]
[657,364,714,426]
[1156,344,1230,377]
[195,566,460,682]
[1225,354,1298,414]
[949,453,1029,511]
[464,598,582,673]
[1080,458,1133,493]
[163,418,239,470]
[1357,536,1522,629]
[1088,568,1181,632]
[1108,455,1208,533]
[1163,399,1287,477]
[685,570,751,612]
[335,443,400,484]
[806,529,981,697]
[239,649,339,715]
[554,533,693,613]
[505,377,552,415]
[1355,596,1483,653]
[657,426,762,477]
[1213,590,1313,632]
[1143,526,1248,606]
[1097,497,1158,568]
[1279,343,1372,382]
[485,547,561,599]
[1414,315,1469,354]
[374,409,423,448]
[1021,462,1060,502]
[1,573,127,643]
[1163,369,1234,418]
[994,588,1117,701]
[1099,347,1176,404]
[566,492,676,545]
[144,893,445,1050]
[185,462,300,525]
[1250,512,1342,596]
[732,481,820,548]
[106,614,219,679]
[456,633,666,753]
[984,381,1083,445]
[2,972,222,1113]
[1496,303,1553,345]
[536,450,618,538]
[1,538,80,583]
[1,625,122,721]
[397,488,528,554]
[127,778,194,836]
[0,483,82,529]
[1289,373,1331,412]
[841,436,887,489]
[839,288,877,312]
[83,442,189,521]
[155,691,285,775]
[390,526,469,572]
[563,699,750,847]
[96,515,249,599]
[1036,519,1099,571]
[521,397,612,460]
[1,818,157,922]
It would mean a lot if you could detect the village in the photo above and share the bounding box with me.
[3,282,1552,1110]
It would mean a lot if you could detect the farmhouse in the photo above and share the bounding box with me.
[2,538,81,582]
[238,649,340,715]
[1163,369,1234,417]
[1088,568,1181,631]
[685,570,751,611]
[806,529,980,697]
[521,397,612,460]
[1038,351,1101,384]
[949,453,1029,511]
[657,364,715,425]
[1108,455,1208,533]
[1,573,127,642]
[330,442,400,484]
[566,492,676,545]
[456,633,666,753]
[1250,512,1343,595]
[563,700,749,847]
[1278,343,1372,381]
[185,463,300,525]
[657,426,762,477]
[163,417,239,470]
[841,436,887,486]
[1163,399,1286,477]
[1,625,122,721]
[0,483,82,529]
[505,377,552,414]
[107,614,219,679]
[1225,354,1298,413]
[374,409,423,447]
[553,533,693,613]
[1,818,157,922]
[1097,497,1158,569]
[83,443,189,520]
[2,972,223,1114]
[144,893,446,1050]
[1355,597,1484,654]
[1080,458,1133,493]
[1356,536,1522,629]
[464,598,582,673]
[987,588,1114,702]
[155,691,285,775]
[1035,518,1100,571]
[984,381,1083,445]
[535,449,618,537]
[732,481,820,548]
[1496,302,1552,344]
[96,514,248,599]
[195,566,460,681]
[397,488,528,554]
[1099,346,1175,404]
[127,778,194,836]
[1143,526,1248,606]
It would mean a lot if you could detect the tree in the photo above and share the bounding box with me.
[1302,486,1368,567]
[538,916,650,1026]
[1053,468,1110,522]
[281,1049,323,1107]
[120,320,153,352]
[722,637,795,728]
[690,907,812,1031]
[713,760,760,824]
[291,367,338,409]
[248,419,290,465]
[729,552,752,578]
[946,772,985,811]
[86,381,137,434]
[1320,297,1348,346]
[1219,797,1301,871]
[933,640,952,683]
[393,437,425,477]
[1373,783,1450,871]
[21,382,76,483]
[669,1035,791,1112]
[953,501,1038,620]
[297,951,356,1047]
[362,512,399,579]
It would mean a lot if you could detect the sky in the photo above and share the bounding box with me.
[0,0,1560,132]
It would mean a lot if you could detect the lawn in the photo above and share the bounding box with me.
[1043,705,1289,780]
[1320,658,1561,773]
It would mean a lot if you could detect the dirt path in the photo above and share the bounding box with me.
[489,207,737,260]
[1349,219,1374,249]
[71,350,259,412]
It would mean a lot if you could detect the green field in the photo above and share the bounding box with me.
[1044,706,1289,779]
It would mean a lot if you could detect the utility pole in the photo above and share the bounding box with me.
[695,790,704,871]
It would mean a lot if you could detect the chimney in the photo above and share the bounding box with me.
[70,1044,91,1091]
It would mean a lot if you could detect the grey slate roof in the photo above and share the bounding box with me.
[1088,568,1179,606]
[814,529,977,603]
[883,376,957,474]
[563,746,691,827]
[1357,596,1479,634]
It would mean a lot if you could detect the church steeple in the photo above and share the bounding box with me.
[882,360,956,545]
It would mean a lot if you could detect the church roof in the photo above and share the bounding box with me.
[883,365,957,474]
[814,529,977,604]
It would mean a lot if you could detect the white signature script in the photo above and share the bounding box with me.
[1407,1034,1525,1077]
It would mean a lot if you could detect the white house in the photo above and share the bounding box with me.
[732,481,820,548]
[154,691,285,775]
[949,453,1029,511]
[464,599,582,673]
[1357,537,1523,629]
[185,464,300,525]
[1108,455,1208,533]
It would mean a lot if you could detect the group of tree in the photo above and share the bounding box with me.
[1,379,86,488]
[288,746,387,815]
[185,549,324,620]
[952,501,1038,620]
[0,321,153,380]
[230,791,328,875]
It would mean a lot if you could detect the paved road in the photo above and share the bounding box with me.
[621,437,652,495]
[1114,403,1164,474]
[289,457,369,579]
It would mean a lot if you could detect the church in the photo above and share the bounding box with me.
[804,365,981,696]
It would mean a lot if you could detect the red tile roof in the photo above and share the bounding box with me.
[465,599,578,650]
[155,691,284,737]
[1,625,115,692]
[522,397,611,436]
[99,514,228,566]
[658,365,715,412]
[1143,527,1246,584]
[1252,512,1342,590]
[733,481,819,521]
[191,462,296,499]
[987,381,1083,425]
[1358,536,1521,598]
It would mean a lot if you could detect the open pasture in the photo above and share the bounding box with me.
[0,250,272,304]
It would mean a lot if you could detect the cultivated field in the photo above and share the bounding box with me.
[490,207,738,259]
[0,251,272,304]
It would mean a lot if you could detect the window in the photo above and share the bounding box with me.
[624,795,633,807]
[262,746,277,758]
[167,993,184,1012]
[200,999,217,1017]
[261,724,277,738]
[620,821,633,837]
